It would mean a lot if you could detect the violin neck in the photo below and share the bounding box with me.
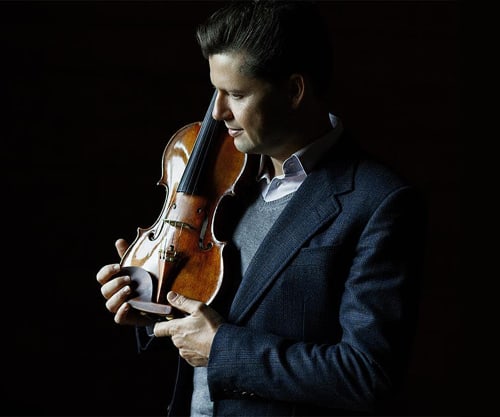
[177,91,224,195]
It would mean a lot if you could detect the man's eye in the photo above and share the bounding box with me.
[230,93,243,99]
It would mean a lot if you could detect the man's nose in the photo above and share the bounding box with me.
[212,92,232,121]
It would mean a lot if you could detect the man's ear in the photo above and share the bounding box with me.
[288,73,305,109]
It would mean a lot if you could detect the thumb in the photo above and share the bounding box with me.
[115,238,129,259]
[167,291,202,315]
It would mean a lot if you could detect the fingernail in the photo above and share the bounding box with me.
[168,291,178,302]
[113,264,120,271]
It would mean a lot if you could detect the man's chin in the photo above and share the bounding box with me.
[233,137,253,154]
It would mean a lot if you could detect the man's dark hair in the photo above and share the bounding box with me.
[196,0,334,98]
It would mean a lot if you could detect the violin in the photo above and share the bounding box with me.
[118,91,252,319]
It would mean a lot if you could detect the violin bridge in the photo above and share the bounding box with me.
[163,219,195,230]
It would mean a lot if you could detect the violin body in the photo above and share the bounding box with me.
[120,119,248,318]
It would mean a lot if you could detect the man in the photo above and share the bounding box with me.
[96,1,427,416]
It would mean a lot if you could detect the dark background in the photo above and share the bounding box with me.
[2,1,461,415]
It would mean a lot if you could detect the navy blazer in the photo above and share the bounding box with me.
[166,131,427,417]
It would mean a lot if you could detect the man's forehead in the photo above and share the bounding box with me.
[208,53,255,89]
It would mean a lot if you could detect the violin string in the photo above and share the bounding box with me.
[184,91,219,194]
[192,105,218,192]
[190,121,218,193]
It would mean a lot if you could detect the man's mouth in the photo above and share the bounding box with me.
[227,127,243,137]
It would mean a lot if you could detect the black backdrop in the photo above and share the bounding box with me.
[2,1,461,415]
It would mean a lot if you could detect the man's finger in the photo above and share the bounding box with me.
[167,291,203,315]
[153,319,173,338]
[115,238,129,259]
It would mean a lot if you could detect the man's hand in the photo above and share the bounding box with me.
[96,238,152,327]
[154,291,225,367]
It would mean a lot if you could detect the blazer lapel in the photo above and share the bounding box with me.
[228,139,356,323]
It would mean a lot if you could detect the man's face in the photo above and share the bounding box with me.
[209,52,294,160]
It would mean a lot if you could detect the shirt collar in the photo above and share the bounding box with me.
[257,113,343,183]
